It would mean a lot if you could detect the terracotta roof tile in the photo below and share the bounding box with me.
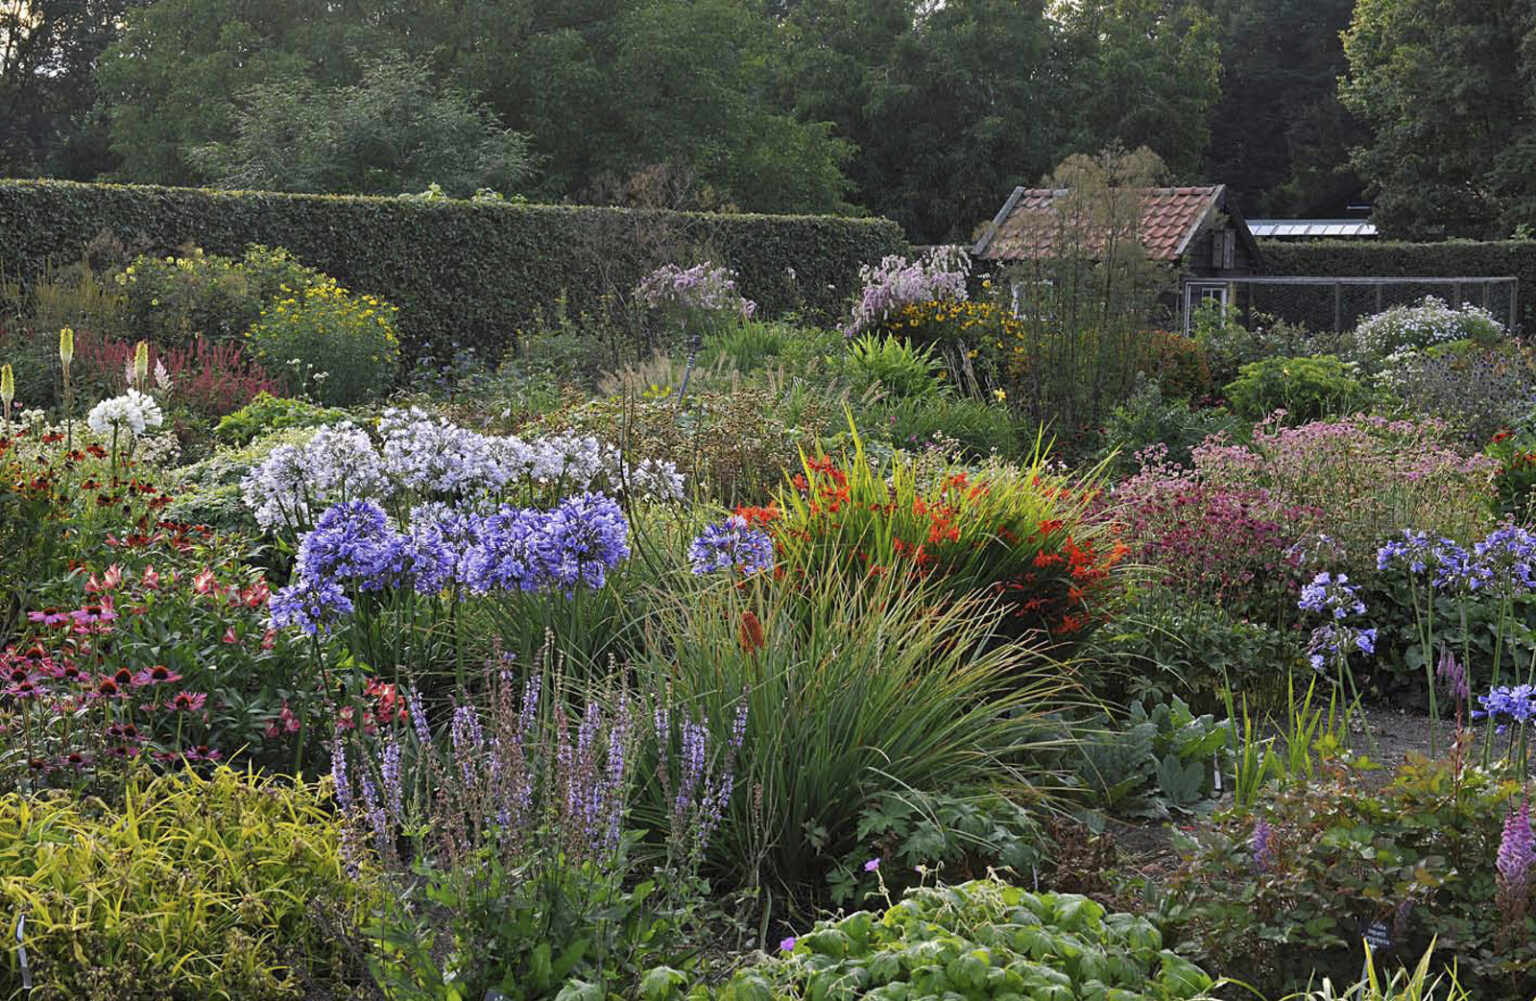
[976,185,1221,262]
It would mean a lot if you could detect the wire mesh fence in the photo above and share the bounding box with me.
[1181,276,1520,337]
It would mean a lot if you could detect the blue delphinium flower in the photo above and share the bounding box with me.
[688,516,775,576]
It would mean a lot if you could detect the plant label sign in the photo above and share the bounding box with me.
[1361,920,1392,952]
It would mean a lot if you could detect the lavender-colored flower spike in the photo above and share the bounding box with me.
[1251,818,1273,872]
[1437,646,1469,704]
[331,738,353,813]
[1497,799,1535,935]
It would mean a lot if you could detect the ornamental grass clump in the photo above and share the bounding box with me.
[0,766,371,998]
[632,567,1078,895]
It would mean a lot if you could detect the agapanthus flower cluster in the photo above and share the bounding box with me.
[843,249,970,338]
[241,422,387,531]
[1297,572,1376,670]
[269,493,632,633]
[243,412,683,533]
[634,262,756,319]
[688,516,775,576]
[1378,525,1536,596]
[85,389,164,438]
[1297,572,1366,620]
[1474,684,1536,731]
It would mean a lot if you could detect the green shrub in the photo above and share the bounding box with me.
[214,392,349,446]
[245,279,400,405]
[0,768,370,999]
[701,878,1214,1001]
[167,426,320,534]
[0,179,907,363]
[845,333,943,398]
[1142,329,1212,401]
[1098,378,1240,475]
[1352,296,1505,360]
[1223,355,1371,423]
[860,394,1024,461]
[1164,756,1527,997]
[116,244,326,348]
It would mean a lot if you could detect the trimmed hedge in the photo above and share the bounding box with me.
[0,179,907,360]
[1261,238,1533,332]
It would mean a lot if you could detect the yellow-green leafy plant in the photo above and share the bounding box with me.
[245,278,400,405]
[0,767,373,999]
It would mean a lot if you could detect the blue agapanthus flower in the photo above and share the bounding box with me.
[688,516,775,577]
[269,577,355,635]
[535,492,631,593]
[1297,572,1367,620]
[1475,684,1536,733]
[296,499,405,591]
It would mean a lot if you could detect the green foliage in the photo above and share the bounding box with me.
[1082,588,1300,709]
[244,278,400,405]
[190,56,538,197]
[1164,756,1531,997]
[213,392,349,446]
[859,394,1024,462]
[167,427,316,534]
[845,334,943,399]
[1142,329,1212,401]
[0,179,906,362]
[114,244,326,348]
[630,572,1077,895]
[1278,943,1472,1000]
[1340,0,1531,239]
[1044,698,1231,820]
[1098,378,1239,476]
[702,878,1214,1001]
[1223,355,1370,423]
[0,767,370,998]
[827,791,1045,906]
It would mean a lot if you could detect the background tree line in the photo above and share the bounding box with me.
[0,0,1515,241]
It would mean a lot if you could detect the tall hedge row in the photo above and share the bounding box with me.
[0,179,907,359]
[1261,238,1534,331]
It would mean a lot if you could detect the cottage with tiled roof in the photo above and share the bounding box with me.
[970,184,1264,282]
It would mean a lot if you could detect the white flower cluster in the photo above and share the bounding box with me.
[1354,296,1505,358]
[85,389,164,438]
[240,422,387,531]
[242,408,685,531]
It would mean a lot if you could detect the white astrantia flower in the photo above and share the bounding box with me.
[85,389,164,438]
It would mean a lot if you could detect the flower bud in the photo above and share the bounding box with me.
[133,341,149,387]
[0,364,12,408]
[59,327,74,368]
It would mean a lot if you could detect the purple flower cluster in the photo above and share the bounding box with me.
[1377,526,1536,596]
[1497,799,1534,931]
[634,262,756,319]
[1474,684,1536,729]
[459,493,631,596]
[1437,647,1470,704]
[1297,572,1366,620]
[1306,623,1377,671]
[843,250,970,337]
[268,493,631,633]
[688,516,775,577]
[1251,817,1272,873]
[657,700,748,860]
